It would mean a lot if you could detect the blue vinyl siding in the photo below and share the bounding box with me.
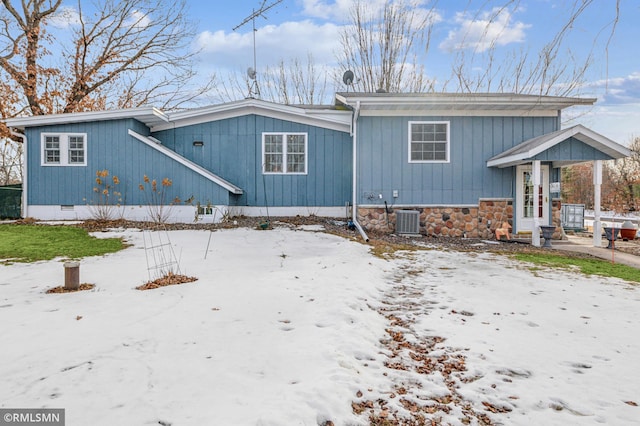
[26,119,229,206]
[152,115,352,207]
[357,115,558,205]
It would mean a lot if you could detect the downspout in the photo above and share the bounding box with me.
[10,130,27,219]
[350,100,369,242]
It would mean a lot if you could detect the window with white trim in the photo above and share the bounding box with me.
[409,121,449,163]
[262,133,307,174]
[41,133,87,166]
[68,135,85,164]
[44,135,61,164]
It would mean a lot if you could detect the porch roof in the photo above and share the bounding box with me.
[487,124,631,168]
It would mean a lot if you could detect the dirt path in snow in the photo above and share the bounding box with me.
[350,251,505,425]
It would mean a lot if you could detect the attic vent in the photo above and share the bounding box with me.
[395,210,420,235]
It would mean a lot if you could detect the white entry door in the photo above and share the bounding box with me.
[516,164,549,232]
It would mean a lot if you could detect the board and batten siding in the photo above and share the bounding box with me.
[357,115,559,206]
[532,137,615,163]
[26,118,230,206]
[152,114,353,208]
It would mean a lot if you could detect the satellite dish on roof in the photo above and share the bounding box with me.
[342,70,354,86]
[247,67,257,80]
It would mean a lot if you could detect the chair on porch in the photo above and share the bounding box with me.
[495,221,512,241]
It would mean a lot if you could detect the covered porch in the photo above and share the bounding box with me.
[487,124,631,247]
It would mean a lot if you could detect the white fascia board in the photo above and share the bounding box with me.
[334,93,351,107]
[4,107,169,129]
[528,125,630,160]
[359,109,560,117]
[336,93,595,111]
[154,99,351,133]
[486,124,631,168]
[128,129,243,195]
[304,109,352,126]
[486,155,529,168]
[571,125,631,158]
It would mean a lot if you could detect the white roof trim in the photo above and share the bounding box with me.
[4,107,169,130]
[358,109,560,117]
[487,124,631,168]
[335,92,595,112]
[153,98,351,132]
[128,129,243,195]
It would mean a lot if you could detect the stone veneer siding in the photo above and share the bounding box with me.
[357,198,562,239]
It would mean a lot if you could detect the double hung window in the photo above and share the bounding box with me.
[42,133,87,166]
[263,133,307,174]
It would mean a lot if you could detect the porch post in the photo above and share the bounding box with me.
[532,160,541,247]
[593,160,603,247]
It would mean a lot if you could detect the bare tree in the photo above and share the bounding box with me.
[562,163,595,208]
[0,0,217,185]
[213,0,621,104]
[0,137,21,185]
[337,0,436,93]
[260,54,331,105]
[213,0,438,103]
[0,63,25,185]
[446,0,620,96]
[335,0,620,96]
[562,139,640,213]
[210,54,331,105]
[0,0,214,119]
[605,137,640,211]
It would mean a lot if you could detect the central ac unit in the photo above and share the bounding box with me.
[395,210,420,235]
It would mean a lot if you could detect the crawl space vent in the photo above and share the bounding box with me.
[395,210,420,235]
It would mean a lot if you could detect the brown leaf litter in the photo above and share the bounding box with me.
[136,272,197,290]
[46,283,95,293]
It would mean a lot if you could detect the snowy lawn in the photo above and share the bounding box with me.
[0,224,638,425]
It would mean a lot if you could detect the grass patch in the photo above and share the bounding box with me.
[368,238,419,258]
[513,252,640,283]
[0,224,125,263]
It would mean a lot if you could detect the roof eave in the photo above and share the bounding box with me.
[487,124,631,168]
[157,98,351,132]
[335,92,596,111]
[487,155,529,168]
[3,107,169,130]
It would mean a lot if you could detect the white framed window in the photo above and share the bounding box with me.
[197,205,214,215]
[41,133,87,166]
[68,135,85,164]
[43,135,61,164]
[408,121,450,163]
[262,132,307,174]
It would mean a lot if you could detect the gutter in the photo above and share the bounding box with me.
[9,130,27,219]
[350,100,369,242]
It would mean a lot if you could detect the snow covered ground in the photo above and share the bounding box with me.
[0,224,638,425]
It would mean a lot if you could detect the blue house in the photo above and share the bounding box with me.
[4,93,630,247]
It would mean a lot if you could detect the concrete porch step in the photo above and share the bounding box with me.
[512,232,532,244]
